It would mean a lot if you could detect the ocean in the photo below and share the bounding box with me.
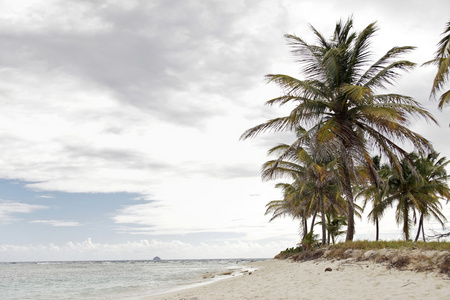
[0,259,262,300]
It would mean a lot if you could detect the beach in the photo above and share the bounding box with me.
[143,257,450,300]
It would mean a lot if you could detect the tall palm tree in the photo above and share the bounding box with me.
[356,155,391,241]
[241,17,436,241]
[423,21,450,109]
[412,152,450,241]
[265,182,311,240]
[383,153,421,240]
[262,142,345,245]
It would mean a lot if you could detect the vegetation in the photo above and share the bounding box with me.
[275,240,450,259]
[262,135,346,245]
[241,17,438,242]
[275,240,450,276]
[241,17,450,248]
[424,20,450,109]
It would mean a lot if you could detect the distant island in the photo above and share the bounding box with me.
[153,256,161,262]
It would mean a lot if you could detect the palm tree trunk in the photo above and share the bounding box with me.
[310,209,318,234]
[342,163,355,241]
[375,218,379,241]
[421,218,426,242]
[403,206,410,240]
[303,219,308,240]
[414,213,424,242]
[319,194,326,245]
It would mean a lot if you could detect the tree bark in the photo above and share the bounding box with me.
[303,219,308,240]
[342,163,355,242]
[375,218,379,241]
[403,206,410,240]
[310,209,318,234]
[421,217,426,242]
[319,194,326,245]
[414,213,423,242]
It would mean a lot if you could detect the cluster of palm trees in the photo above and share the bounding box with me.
[357,152,450,242]
[241,17,450,245]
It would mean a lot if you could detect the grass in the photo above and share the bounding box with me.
[275,240,450,275]
[275,240,450,259]
[330,240,450,251]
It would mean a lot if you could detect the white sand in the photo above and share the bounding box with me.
[142,258,450,300]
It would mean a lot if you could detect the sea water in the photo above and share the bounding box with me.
[0,259,262,300]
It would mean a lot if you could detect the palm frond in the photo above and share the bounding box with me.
[359,46,416,86]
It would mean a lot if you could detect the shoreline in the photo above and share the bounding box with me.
[138,262,259,299]
[142,251,450,300]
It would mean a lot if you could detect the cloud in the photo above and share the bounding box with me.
[37,194,54,199]
[29,220,81,227]
[0,0,113,35]
[0,0,290,195]
[111,176,300,242]
[0,238,295,261]
[0,201,46,224]
[0,0,290,126]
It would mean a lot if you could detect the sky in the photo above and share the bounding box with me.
[0,0,449,262]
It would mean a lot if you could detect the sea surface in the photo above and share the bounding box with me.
[0,259,263,300]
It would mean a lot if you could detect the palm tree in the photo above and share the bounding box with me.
[412,152,450,241]
[356,155,392,241]
[423,21,450,109]
[316,213,347,244]
[384,154,420,240]
[265,182,312,240]
[382,153,448,240]
[262,142,345,245]
[241,17,436,241]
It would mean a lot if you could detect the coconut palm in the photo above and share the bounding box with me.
[383,154,421,240]
[423,21,450,109]
[262,144,332,245]
[382,153,448,240]
[241,17,436,241]
[265,182,312,240]
[356,155,392,241]
[315,213,347,245]
[412,152,450,241]
[262,142,345,245]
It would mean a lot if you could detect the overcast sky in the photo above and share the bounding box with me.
[0,0,449,262]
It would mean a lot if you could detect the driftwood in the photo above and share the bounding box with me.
[427,229,450,241]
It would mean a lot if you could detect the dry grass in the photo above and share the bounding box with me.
[389,256,411,269]
[276,240,450,276]
[330,240,450,251]
[438,254,450,275]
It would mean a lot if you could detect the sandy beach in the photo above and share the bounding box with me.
[143,257,450,300]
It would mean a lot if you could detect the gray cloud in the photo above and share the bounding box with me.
[0,0,289,127]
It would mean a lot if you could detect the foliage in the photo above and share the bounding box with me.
[423,20,450,109]
[274,246,303,259]
[316,214,347,244]
[276,240,450,259]
[378,152,450,240]
[263,139,346,244]
[242,17,436,242]
[301,230,319,250]
[330,240,450,251]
